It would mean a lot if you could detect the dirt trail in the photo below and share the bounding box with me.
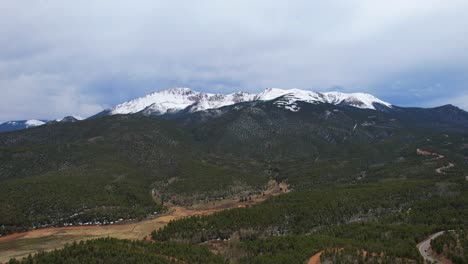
[417,148,445,160]
[436,163,455,174]
[0,182,288,263]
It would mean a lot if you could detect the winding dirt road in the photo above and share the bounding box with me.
[416,148,455,174]
[436,163,455,174]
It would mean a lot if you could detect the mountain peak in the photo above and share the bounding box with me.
[108,87,393,116]
[435,104,457,109]
[56,116,84,123]
[255,88,392,111]
[432,104,467,115]
[0,119,47,133]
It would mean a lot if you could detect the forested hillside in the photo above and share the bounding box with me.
[0,115,266,235]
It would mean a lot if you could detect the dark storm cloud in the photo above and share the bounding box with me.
[1,0,468,121]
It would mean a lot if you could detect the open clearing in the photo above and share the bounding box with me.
[0,181,287,263]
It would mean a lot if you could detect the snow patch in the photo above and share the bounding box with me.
[25,120,46,127]
[322,92,392,110]
[70,115,84,120]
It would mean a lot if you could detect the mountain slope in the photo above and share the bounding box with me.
[170,97,468,161]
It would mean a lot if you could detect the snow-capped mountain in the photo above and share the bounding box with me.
[110,88,257,116]
[0,116,85,133]
[321,92,392,109]
[108,87,392,116]
[255,88,392,109]
[0,87,393,133]
[0,119,47,132]
[255,88,392,112]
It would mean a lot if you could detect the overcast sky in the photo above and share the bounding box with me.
[1,0,468,122]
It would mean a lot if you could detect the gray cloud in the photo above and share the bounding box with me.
[1,0,468,121]
[0,73,104,121]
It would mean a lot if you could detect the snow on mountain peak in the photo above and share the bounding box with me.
[108,87,392,116]
[111,88,256,115]
[255,88,392,111]
[322,92,392,110]
[256,88,324,103]
[0,119,48,133]
[25,119,46,127]
[72,115,84,120]
[55,116,84,122]
[110,87,201,115]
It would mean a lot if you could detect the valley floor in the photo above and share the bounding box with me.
[0,182,288,263]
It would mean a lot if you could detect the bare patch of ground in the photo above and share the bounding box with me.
[308,251,322,264]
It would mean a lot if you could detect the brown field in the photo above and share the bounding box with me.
[0,181,288,263]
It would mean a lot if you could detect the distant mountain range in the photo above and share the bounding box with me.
[0,116,83,133]
[1,87,466,133]
[0,119,48,133]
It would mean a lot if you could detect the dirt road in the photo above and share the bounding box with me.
[416,148,455,174]
[0,182,288,263]
[436,163,455,174]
